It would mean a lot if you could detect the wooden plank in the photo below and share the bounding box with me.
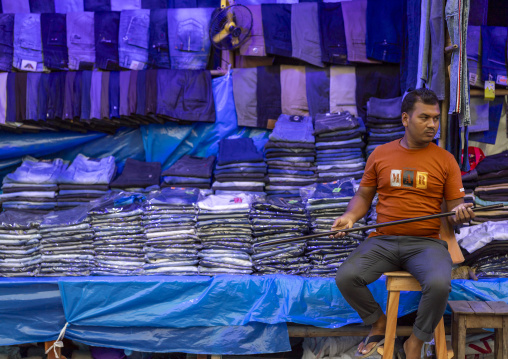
[197,355,207,359]
[456,316,467,359]
[287,325,415,337]
[451,315,459,359]
[386,276,422,292]
[434,318,448,359]
[486,301,508,315]
[384,271,413,277]
[464,315,503,328]
[502,317,508,359]
[494,328,502,359]
[448,301,474,314]
[383,291,400,359]
[469,301,496,315]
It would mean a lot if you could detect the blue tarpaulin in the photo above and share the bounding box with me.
[1,276,507,353]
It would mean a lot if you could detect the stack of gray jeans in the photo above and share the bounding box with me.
[0,211,44,277]
[365,97,405,157]
[251,197,312,275]
[305,181,364,277]
[1,157,66,211]
[90,200,146,276]
[142,188,200,276]
[197,193,256,275]
[39,206,94,277]
[56,154,115,208]
[265,115,317,197]
[313,112,366,183]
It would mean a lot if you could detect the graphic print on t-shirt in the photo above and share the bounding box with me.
[402,169,415,187]
[390,168,426,189]
[390,169,401,187]
[416,171,428,189]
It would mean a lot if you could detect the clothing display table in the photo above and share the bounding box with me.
[0,276,507,354]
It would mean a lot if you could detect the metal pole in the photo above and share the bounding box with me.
[254,204,503,247]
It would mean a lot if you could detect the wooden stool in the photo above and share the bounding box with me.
[449,301,508,359]
[382,271,447,359]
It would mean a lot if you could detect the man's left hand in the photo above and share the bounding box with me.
[448,203,475,225]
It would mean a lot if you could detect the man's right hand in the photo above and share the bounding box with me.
[330,216,354,239]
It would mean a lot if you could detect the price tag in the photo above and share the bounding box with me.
[485,80,495,100]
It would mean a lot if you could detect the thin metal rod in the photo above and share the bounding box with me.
[255,204,504,247]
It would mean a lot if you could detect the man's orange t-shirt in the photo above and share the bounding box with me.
[360,139,465,239]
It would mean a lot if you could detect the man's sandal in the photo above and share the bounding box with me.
[354,335,385,358]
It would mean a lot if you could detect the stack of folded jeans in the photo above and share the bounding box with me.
[1,157,66,211]
[142,188,200,276]
[305,180,364,277]
[0,211,44,277]
[213,138,267,195]
[265,115,316,196]
[313,112,366,182]
[250,197,312,275]
[161,155,215,190]
[90,197,146,276]
[197,193,256,275]
[471,150,508,224]
[56,154,116,208]
[110,158,161,193]
[38,206,94,277]
[365,97,405,157]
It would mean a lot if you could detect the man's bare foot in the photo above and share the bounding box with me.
[357,314,387,355]
[403,334,424,359]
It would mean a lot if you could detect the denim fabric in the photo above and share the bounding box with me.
[366,0,402,63]
[136,69,146,116]
[29,0,55,13]
[401,0,420,92]
[59,154,116,184]
[162,155,216,178]
[26,73,40,120]
[128,70,138,114]
[41,14,68,70]
[470,96,504,145]
[257,65,281,128]
[81,70,92,120]
[119,10,150,70]
[95,11,121,71]
[261,4,292,58]
[306,67,330,118]
[13,14,44,73]
[281,65,309,116]
[157,69,216,122]
[119,70,130,116]
[109,71,120,118]
[55,0,84,12]
[47,72,66,120]
[0,73,8,124]
[355,65,401,120]
[145,69,158,114]
[270,114,314,143]
[5,158,67,184]
[417,0,430,89]
[148,9,170,69]
[330,66,357,115]
[428,0,446,100]
[233,68,257,127]
[84,0,110,11]
[111,0,142,11]
[367,97,402,119]
[142,0,167,8]
[90,71,102,119]
[2,0,30,13]
[469,0,488,25]
[467,26,484,88]
[487,0,508,27]
[240,5,266,57]
[468,97,490,132]
[0,15,14,72]
[218,138,264,165]
[5,73,15,123]
[167,8,214,70]
[67,12,95,71]
[100,71,110,119]
[318,3,347,65]
[63,71,75,119]
[481,26,507,82]
[314,112,358,135]
[341,0,381,64]
[291,3,323,67]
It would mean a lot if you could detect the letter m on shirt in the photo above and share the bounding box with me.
[390,169,402,187]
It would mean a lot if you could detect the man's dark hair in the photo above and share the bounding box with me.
[401,88,439,115]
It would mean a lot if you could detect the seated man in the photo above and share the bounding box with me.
[331,88,474,359]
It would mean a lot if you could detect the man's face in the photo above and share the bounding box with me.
[402,101,440,145]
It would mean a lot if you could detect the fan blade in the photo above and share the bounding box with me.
[213,28,230,43]
[231,36,239,46]
[227,9,233,22]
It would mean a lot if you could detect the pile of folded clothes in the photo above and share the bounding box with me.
[1,157,65,212]
[365,97,405,157]
[142,188,200,276]
[90,194,146,276]
[265,115,316,196]
[313,112,366,182]
[197,193,255,275]
[366,194,379,236]
[305,180,364,277]
[470,150,508,224]
[38,206,94,277]
[56,154,115,208]
[213,138,266,195]
[0,211,44,277]
[458,220,508,278]
[250,196,311,275]
[110,158,161,193]
[161,155,215,190]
